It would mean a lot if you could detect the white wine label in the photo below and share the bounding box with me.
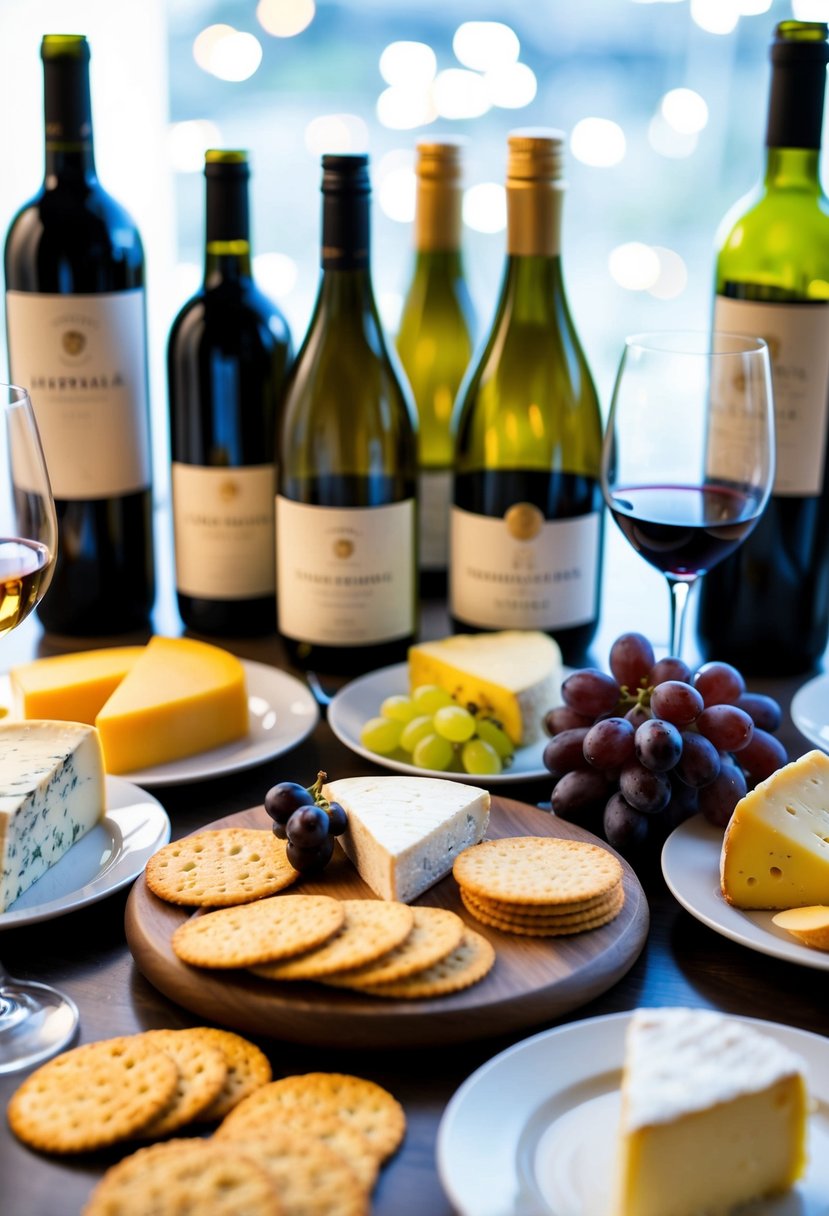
[418,468,451,571]
[450,506,600,630]
[276,496,415,645]
[6,290,151,500]
[713,296,829,496]
[172,463,276,600]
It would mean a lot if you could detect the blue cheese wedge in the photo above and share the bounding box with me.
[0,720,106,912]
[323,775,490,903]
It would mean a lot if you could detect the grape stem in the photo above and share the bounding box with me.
[307,771,331,812]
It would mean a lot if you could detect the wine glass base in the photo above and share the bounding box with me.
[0,980,79,1074]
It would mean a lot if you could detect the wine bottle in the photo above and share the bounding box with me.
[450,129,603,664]
[698,21,829,676]
[167,150,292,637]
[276,154,418,675]
[396,139,475,599]
[4,34,154,636]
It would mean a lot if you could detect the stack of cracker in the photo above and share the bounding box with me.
[453,836,625,937]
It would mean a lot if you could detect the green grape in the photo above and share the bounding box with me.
[411,684,454,714]
[412,732,454,771]
[461,738,502,775]
[360,715,403,755]
[433,704,476,743]
[399,714,434,753]
[475,718,514,760]
[380,694,418,723]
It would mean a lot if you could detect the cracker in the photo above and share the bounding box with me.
[172,895,345,969]
[321,906,465,989]
[146,829,298,907]
[133,1029,227,1135]
[453,837,623,906]
[364,928,495,999]
[220,1074,405,1162]
[191,1028,273,1122]
[232,1129,369,1216]
[462,883,624,925]
[7,1037,179,1154]
[251,900,414,981]
[460,887,624,936]
[82,1139,281,1216]
[467,880,622,919]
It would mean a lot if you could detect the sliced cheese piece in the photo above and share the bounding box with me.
[614,1007,808,1216]
[323,775,490,903]
[10,646,144,725]
[720,748,829,910]
[0,720,105,912]
[772,905,829,951]
[95,636,248,774]
[407,631,560,747]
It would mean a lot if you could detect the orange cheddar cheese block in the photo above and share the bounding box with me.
[10,646,144,725]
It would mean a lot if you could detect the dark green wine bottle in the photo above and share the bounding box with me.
[167,151,293,637]
[4,34,154,636]
[276,154,418,675]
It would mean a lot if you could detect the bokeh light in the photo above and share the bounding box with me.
[609,242,661,291]
[193,25,235,72]
[661,88,709,135]
[253,253,299,298]
[304,113,369,155]
[257,0,315,38]
[197,29,263,82]
[648,247,688,299]
[167,120,223,173]
[463,182,507,233]
[570,118,626,167]
[377,87,437,130]
[792,0,829,16]
[648,113,699,158]
[453,22,520,72]
[737,0,772,13]
[433,69,490,120]
[378,166,417,223]
[483,63,537,109]
[690,0,740,34]
[379,41,437,87]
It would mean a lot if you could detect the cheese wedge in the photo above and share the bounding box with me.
[772,905,829,951]
[720,749,829,909]
[322,775,490,903]
[407,631,560,746]
[0,721,105,911]
[95,637,248,773]
[614,1008,808,1216]
[10,646,144,725]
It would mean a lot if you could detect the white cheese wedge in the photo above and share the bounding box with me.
[614,1008,808,1216]
[720,748,829,909]
[0,721,105,912]
[323,775,490,903]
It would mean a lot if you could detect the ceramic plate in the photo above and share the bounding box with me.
[327,662,562,784]
[437,1011,829,1216]
[661,814,829,971]
[0,776,170,929]
[791,672,829,754]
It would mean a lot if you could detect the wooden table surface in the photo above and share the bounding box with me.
[0,596,826,1216]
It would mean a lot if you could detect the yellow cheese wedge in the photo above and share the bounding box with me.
[95,637,248,773]
[772,905,829,951]
[407,631,561,746]
[10,646,144,725]
[720,749,829,910]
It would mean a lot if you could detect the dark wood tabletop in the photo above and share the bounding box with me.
[0,588,827,1216]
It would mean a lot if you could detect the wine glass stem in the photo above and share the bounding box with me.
[667,576,694,657]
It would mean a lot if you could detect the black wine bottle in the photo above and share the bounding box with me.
[167,150,292,636]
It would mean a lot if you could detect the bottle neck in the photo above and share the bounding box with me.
[414,180,462,254]
[763,45,826,190]
[43,55,96,183]
[204,174,252,284]
[321,189,370,271]
[763,146,822,190]
[316,266,377,317]
[499,255,566,321]
[506,179,564,258]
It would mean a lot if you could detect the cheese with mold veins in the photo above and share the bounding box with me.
[10,645,144,724]
[614,1007,808,1216]
[720,748,829,909]
[0,720,105,912]
[323,775,490,903]
[407,631,560,746]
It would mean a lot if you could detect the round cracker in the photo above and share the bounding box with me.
[321,906,464,989]
[453,837,623,906]
[133,1029,228,1136]
[364,928,495,999]
[250,900,414,981]
[462,883,624,926]
[146,829,298,907]
[460,886,625,936]
[190,1028,273,1122]
[172,895,345,969]
[232,1129,369,1216]
[464,880,622,919]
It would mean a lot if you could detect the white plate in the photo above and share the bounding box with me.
[327,662,561,784]
[661,814,829,971]
[437,1010,829,1216]
[0,776,170,929]
[791,672,829,754]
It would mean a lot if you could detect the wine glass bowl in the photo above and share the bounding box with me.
[602,331,774,656]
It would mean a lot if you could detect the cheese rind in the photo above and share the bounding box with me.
[614,1008,808,1216]
[0,721,105,912]
[720,748,829,909]
[323,775,490,903]
[407,631,561,746]
[10,646,144,725]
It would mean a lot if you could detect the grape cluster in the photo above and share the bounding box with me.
[264,770,347,873]
[360,687,514,776]
[543,632,787,855]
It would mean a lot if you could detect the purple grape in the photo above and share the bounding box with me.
[625,704,652,729]
[561,669,620,717]
[543,728,590,776]
[603,791,650,852]
[634,719,683,772]
[648,657,692,685]
[619,760,672,814]
[264,781,315,825]
[664,776,700,830]
[699,762,747,828]
[325,801,348,836]
[675,732,721,788]
[736,693,782,733]
[583,717,635,770]
[551,769,610,820]
[738,728,788,782]
[543,706,593,736]
[286,833,335,874]
[650,681,704,728]
[697,705,754,752]
[286,805,330,850]
[609,632,655,690]
[272,822,288,841]
[694,661,745,707]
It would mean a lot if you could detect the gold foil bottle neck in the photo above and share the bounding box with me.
[415,138,464,185]
[506,128,565,257]
[414,138,464,252]
[507,128,566,184]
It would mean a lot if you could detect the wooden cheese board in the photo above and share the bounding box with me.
[124,797,649,1049]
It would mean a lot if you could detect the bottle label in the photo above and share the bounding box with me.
[5,290,151,499]
[418,468,451,571]
[276,496,415,645]
[713,296,829,496]
[172,463,275,599]
[450,505,600,630]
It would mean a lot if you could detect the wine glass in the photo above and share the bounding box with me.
[602,332,774,658]
[0,385,77,1074]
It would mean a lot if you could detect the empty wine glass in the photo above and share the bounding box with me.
[0,384,78,1074]
[602,332,774,657]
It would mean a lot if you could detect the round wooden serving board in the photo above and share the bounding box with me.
[124,798,649,1049]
